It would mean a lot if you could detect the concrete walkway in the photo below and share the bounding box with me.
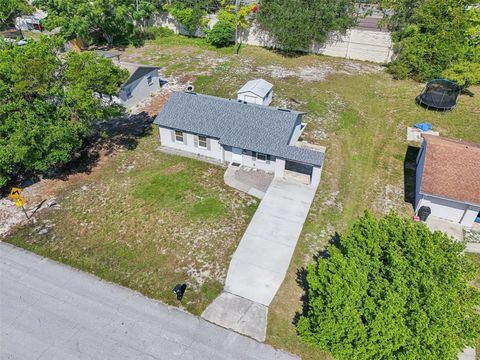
[0,243,297,360]
[203,178,317,341]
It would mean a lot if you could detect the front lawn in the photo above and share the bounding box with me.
[6,131,258,315]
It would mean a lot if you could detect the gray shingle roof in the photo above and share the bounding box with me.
[237,79,273,98]
[154,92,324,167]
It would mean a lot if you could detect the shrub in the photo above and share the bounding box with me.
[206,20,235,47]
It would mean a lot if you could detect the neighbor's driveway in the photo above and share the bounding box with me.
[203,178,317,341]
[0,243,297,360]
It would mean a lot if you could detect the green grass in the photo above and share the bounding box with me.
[6,133,258,315]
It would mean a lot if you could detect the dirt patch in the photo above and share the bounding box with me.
[257,61,383,82]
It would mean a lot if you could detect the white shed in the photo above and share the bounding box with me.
[237,79,273,106]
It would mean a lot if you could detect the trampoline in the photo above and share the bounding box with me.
[416,79,461,111]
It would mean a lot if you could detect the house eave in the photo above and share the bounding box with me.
[419,191,480,208]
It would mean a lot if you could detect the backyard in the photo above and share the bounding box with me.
[7,32,480,359]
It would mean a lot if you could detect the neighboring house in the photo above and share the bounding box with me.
[15,10,47,32]
[415,135,480,228]
[154,92,325,187]
[97,51,161,108]
[237,79,273,106]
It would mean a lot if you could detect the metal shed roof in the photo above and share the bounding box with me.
[237,79,273,98]
[154,92,324,166]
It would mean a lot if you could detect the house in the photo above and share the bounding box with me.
[154,92,325,187]
[15,10,47,32]
[415,135,480,228]
[237,79,273,106]
[97,51,161,108]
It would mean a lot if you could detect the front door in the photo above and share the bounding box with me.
[232,147,243,164]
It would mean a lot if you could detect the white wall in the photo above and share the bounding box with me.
[237,90,273,106]
[416,194,480,228]
[154,13,393,63]
[120,69,160,108]
[159,127,224,162]
[240,150,276,172]
[238,92,263,105]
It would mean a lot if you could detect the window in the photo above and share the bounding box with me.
[126,87,132,98]
[198,136,207,149]
[147,75,153,86]
[256,153,267,162]
[175,130,184,143]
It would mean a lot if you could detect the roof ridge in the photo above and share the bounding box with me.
[174,91,304,115]
[423,134,480,150]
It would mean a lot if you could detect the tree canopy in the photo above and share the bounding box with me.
[256,0,359,51]
[0,0,33,28]
[297,211,480,360]
[0,37,128,188]
[381,0,480,86]
[34,0,163,45]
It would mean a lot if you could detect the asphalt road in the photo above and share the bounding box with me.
[0,242,297,360]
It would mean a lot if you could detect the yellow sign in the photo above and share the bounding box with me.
[9,187,23,200]
[15,197,26,208]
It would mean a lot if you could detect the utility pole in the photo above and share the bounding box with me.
[234,0,241,54]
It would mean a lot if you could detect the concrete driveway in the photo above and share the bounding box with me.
[203,178,317,341]
[0,243,297,360]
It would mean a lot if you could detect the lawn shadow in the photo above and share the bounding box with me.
[404,145,419,211]
[44,112,154,181]
[292,233,340,327]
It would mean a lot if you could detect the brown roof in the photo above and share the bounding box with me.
[420,135,480,205]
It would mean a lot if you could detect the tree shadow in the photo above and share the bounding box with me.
[44,112,154,181]
[292,233,340,326]
[404,145,419,210]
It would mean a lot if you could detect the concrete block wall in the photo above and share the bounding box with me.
[154,13,393,63]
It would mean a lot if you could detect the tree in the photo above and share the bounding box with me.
[381,0,480,84]
[205,2,255,47]
[0,0,33,28]
[297,211,480,360]
[206,18,234,47]
[34,0,162,45]
[256,0,359,51]
[0,38,128,188]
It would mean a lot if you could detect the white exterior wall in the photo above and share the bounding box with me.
[240,150,276,172]
[310,166,323,188]
[238,92,264,105]
[237,90,273,106]
[416,195,480,228]
[159,127,224,162]
[154,14,393,63]
[275,158,286,178]
[119,69,160,109]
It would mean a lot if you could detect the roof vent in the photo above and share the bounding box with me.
[277,108,291,112]
[186,85,194,92]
